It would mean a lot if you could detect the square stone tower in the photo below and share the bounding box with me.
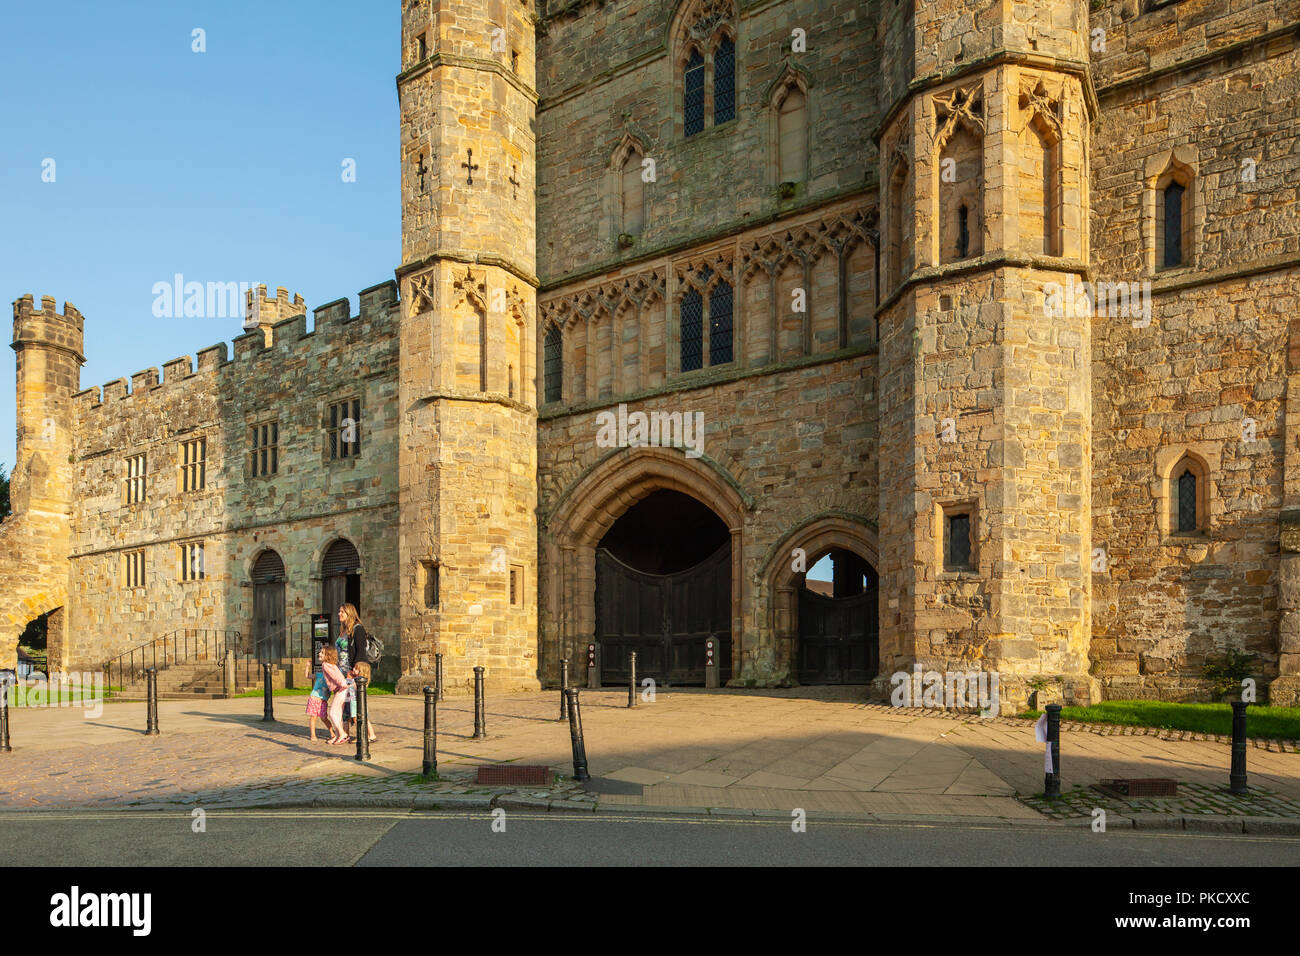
[394,0,540,693]
[875,0,1098,711]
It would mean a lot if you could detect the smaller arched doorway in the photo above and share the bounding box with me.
[797,549,878,684]
[252,550,286,658]
[321,539,361,645]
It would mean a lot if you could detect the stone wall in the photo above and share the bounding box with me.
[63,284,402,673]
[535,0,875,285]
[1088,0,1300,699]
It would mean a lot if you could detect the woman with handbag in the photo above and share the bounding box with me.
[337,603,377,744]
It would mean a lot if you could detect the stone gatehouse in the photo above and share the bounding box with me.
[3,0,1299,709]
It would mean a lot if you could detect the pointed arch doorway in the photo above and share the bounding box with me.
[765,516,881,686]
[797,549,878,684]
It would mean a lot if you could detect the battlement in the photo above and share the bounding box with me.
[244,284,306,338]
[68,279,401,421]
[12,293,86,359]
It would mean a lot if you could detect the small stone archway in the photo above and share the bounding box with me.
[761,514,879,683]
[544,446,750,681]
[1,587,69,673]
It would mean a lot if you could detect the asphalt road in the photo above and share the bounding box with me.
[0,809,1295,867]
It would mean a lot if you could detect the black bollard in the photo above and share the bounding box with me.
[473,666,486,739]
[261,661,275,722]
[0,677,12,753]
[1230,700,1248,794]
[145,667,160,736]
[422,685,438,777]
[1044,703,1061,798]
[565,688,590,782]
[435,653,445,702]
[354,677,371,762]
[559,658,570,721]
[628,651,638,708]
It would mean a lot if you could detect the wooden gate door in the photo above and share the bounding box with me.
[797,587,877,684]
[595,542,731,686]
[323,575,348,646]
[253,581,285,658]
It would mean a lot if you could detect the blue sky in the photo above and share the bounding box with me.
[0,0,398,473]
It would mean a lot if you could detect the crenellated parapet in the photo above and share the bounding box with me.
[69,280,400,428]
[12,294,86,361]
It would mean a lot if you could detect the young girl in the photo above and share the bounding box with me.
[305,649,331,741]
[319,645,350,745]
[350,661,379,744]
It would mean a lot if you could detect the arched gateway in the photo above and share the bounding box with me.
[544,447,749,685]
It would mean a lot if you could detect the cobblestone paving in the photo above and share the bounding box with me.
[1021,781,1300,821]
[1,688,1296,824]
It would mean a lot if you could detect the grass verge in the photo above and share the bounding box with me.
[1016,700,1300,740]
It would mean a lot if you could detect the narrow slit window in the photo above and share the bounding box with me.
[1177,468,1197,532]
[423,561,440,608]
[946,513,973,570]
[1162,182,1185,269]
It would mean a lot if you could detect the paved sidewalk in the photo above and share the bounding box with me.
[1,686,1297,830]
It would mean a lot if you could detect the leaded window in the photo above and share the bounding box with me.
[124,453,147,504]
[327,398,361,460]
[684,49,705,137]
[713,35,735,124]
[1177,468,1197,532]
[544,324,563,404]
[681,290,704,372]
[180,438,206,493]
[251,422,278,477]
[709,282,734,366]
[946,513,972,570]
[1163,182,1185,269]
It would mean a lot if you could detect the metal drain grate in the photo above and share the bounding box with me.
[475,765,552,786]
[1096,778,1179,797]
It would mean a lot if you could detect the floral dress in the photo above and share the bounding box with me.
[336,634,355,718]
